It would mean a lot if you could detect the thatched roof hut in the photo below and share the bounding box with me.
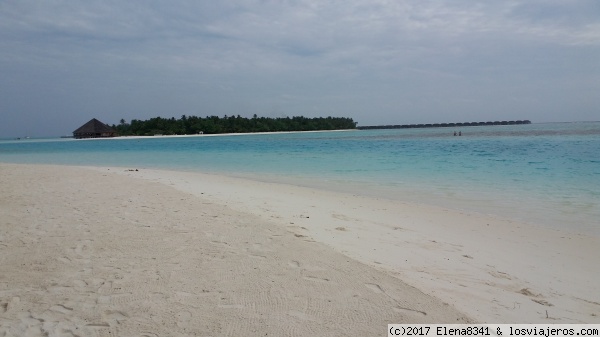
[73,118,117,139]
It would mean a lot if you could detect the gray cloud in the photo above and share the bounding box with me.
[1,0,599,137]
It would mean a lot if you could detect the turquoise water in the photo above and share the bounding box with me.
[1,122,599,234]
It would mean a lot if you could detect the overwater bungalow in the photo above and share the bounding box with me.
[73,118,117,139]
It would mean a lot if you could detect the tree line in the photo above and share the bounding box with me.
[112,115,357,136]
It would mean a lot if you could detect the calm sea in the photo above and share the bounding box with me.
[1,122,599,234]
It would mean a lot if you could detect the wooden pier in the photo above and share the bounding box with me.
[357,120,531,130]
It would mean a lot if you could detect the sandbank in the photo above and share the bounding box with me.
[106,166,600,324]
[1,163,598,336]
[0,163,469,336]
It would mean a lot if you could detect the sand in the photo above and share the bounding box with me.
[0,164,598,336]
[0,164,469,336]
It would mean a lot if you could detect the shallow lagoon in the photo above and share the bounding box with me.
[1,122,599,234]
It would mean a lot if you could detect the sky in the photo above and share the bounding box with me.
[1,1,599,137]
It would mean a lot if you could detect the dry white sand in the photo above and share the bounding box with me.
[0,164,469,337]
[104,166,600,324]
[79,129,358,141]
[1,164,598,336]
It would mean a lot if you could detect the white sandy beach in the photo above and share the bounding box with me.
[75,129,358,141]
[1,164,599,336]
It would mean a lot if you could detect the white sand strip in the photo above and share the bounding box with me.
[0,164,470,337]
[101,166,600,324]
[75,129,358,141]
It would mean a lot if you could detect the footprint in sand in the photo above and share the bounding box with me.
[518,288,554,307]
[57,256,72,264]
[303,276,330,283]
[531,299,553,307]
[210,240,229,247]
[288,260,301,268]
[49,304,73,315]
[140,333,159,337]
[365,283,384,294]
[332,213,352,221]
[103,310,129,324]
[518,288,538,297]
[489,270,511,280]
[393,306,427,316]
[86,322,110,328]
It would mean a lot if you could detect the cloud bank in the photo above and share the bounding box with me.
[1,0,599,136]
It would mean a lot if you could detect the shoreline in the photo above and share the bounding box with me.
[1,163,599,332]
[100,164,600,323]
[0,129,359,142]
[76,128,359,141]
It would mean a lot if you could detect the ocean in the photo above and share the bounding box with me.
[1,122,599,234]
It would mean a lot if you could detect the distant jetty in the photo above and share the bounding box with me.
[357,120,531,130]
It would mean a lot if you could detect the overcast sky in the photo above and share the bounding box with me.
[1,1,599,137]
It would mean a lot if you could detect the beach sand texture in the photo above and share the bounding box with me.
[113,166,599,324]
[0,164,470,337]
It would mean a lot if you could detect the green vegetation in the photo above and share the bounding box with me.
[112,115,357,136]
